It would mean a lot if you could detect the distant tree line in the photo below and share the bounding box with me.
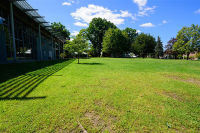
[74,17,165,58]
[54,18,200,60]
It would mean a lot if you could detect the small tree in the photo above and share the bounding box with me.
[155,36,164,58]
[165,37,178,59]
[65,34,88,64]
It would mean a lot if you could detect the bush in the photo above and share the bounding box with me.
[195,52,200,59]
[60,53,67,58]
[177,54,182,59]
[189,55,194,60]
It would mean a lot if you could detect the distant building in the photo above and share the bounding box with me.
[183,51,198,60]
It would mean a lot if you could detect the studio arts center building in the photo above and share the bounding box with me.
[0,0,66,63]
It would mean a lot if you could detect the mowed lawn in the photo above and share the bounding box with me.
[0,58,199,132]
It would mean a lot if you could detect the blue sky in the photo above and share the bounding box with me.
[28,0,200,46]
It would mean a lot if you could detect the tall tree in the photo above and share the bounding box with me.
[173,24,200,60]
[123,27,138,52]
[155,36,164,58]
[78,28,88,40]
[51,22,70,39]
[165,37,177,58]
[132,33,156,58]
[102,28,129,57]
[87,17,117,57]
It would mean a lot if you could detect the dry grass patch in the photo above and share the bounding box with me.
[164,74,200,86]
[84,111,115,132]
[163,91,183,102]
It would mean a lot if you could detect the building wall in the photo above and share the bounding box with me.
[0,30,7,62]
[32,36,38,60]
[0,3,63,63]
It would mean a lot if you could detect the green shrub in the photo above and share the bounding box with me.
[60,53,67,58]
[177,54,182,59]
[195,52,200,59]
[189,55,194,60]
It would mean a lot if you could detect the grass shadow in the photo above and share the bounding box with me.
[78,63,104,65]
[0,59,75,100]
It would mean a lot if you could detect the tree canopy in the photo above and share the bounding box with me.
[165,37,178,58]
[132,33,156,58]
[173,24,200,60]
[123,27,138,52]
[86,17,117,57]
[51,22,70,40]
[155,36,164,58]
[102,28,129,57]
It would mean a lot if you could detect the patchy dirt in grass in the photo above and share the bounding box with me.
[94,100,118,122]
[93,100,103,106]
[163,91,183,101]
[101,78,108,81]
[85,112,115,132]
[56,128,68,133]
[184,78,200,85]
[163,75,200,86]
[85,112,102,128]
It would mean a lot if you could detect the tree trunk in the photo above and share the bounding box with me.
[175,53,177,60]
[187,53,189,60]
[99,48,101,57]
[78,55,80,64]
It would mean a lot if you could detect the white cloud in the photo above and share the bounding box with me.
[71,4,137,26]
[194,9,200,14]
[159,20,168,25]
[62,2,71,6]
[74,22,88,27]
[139,23,156,27]
[132,0,156,17]
[71,31,79,36]
[133,0,147,10]
[136,30,141,33]
[163,20,167,23]
[71,1,75,3]
[137,6,156,17]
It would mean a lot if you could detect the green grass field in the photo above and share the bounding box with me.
[0,58,199,132]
